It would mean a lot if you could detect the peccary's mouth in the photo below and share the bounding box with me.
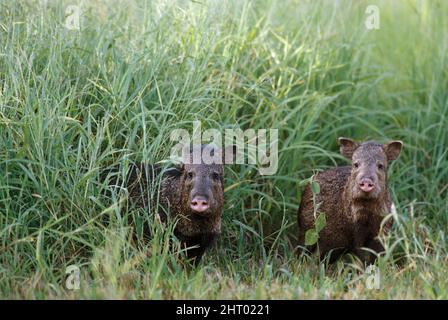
[191,211,211,220]
[354,190,379,201]
[189,205,217,219]
[352,185,380,200]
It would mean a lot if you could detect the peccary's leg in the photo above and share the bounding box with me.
[363,237,385,264]
[321,247,347,263]
[175,231,218,265]
[297,227,316,256]
[296,228,306,255]
[353,226,369,262]
[353,235,384,264]
[366,237,384,253]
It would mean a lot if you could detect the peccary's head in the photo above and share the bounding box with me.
[338,137,403,201]
[176,144,235,218]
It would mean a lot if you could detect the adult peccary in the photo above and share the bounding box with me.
[103,144,235,263]
[297,137,403,263]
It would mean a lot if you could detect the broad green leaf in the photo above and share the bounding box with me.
[311,181,320,195]
[315,213,326,233]
[305,229,318,246]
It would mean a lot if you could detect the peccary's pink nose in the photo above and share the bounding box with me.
[359,179,374,192]
[190,197,210,213]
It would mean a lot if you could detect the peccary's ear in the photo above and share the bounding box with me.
[222,144,237,164]
[175,162,185,172]
[338,137,359,159]
[383,140,403,161]
[165,163,184,178]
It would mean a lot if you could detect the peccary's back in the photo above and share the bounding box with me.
[298,166,353,254]
[102,163,179,212]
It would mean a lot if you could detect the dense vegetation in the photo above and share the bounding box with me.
[0,0,447,299]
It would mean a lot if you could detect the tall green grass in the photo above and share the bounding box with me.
[0,0,447,299]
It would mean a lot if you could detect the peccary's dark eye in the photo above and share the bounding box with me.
[187,172,194,179]
[212,172,221,181]
[353,162,359,168]
[378,163,384,170]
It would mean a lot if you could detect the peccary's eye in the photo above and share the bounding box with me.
[353,162,359,168]
[377,163,384,170]
[211,172,221,181]
[187,172,194,179]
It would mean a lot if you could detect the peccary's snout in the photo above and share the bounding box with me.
[182,162,224,218]
[179,144,235,221]
[352,163,381,198]
[339,137,403,201]
[358,177,375,193]
[190,196,210,213]
[187,171,217,216]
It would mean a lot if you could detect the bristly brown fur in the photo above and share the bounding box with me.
[104,145,230,264]
[298,138,402,263]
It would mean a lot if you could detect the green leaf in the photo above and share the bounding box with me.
[305,229,318,246]
[315,213,326,233]
[311,181,320,195]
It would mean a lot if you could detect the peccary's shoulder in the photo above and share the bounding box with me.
[314,167,351,197]
[126,163,182,185]
[314,166,351,187]
[103,163,182,197]
[298,166,350,217]
[312,166,351,206]
[127,163,160,182]
[102,163,160,186]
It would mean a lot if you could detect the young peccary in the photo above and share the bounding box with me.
[104,144,234,263]
[298,137,403,263]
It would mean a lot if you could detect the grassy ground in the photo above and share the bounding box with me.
[0,0,447,299]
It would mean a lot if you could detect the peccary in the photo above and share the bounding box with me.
[298,137,403,263]
[103,144,234,263]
